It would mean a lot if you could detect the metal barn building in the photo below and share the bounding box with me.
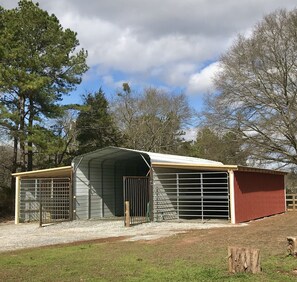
[14,147,286,225]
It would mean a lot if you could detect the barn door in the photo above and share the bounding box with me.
[123,176,150,226]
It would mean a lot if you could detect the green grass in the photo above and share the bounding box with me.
[1,241,297,282]
[2,213,297,281]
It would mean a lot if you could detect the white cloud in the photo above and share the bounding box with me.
[184,127,198,141]
[1,0,297,98]
[162,63,197,86]
[187,62,221,95]
[102,75,126,90]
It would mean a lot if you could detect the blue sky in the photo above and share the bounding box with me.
[1,0,297,113]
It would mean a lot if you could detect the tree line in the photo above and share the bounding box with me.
[1,1,297,216]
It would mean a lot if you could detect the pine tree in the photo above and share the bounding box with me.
[76,89,123,154]
[0,1,88,172]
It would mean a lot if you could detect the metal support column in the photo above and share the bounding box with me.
[14,176,20,224]
[176,173,180,219]
[201,173,204,222]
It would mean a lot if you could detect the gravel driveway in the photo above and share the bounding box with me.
[0,219,244,252]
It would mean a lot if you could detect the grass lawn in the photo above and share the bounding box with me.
[1,213,297,281]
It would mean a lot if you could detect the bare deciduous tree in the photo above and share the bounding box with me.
[113,85,192,153]
[204,8,297,167]
[191,127,248,165]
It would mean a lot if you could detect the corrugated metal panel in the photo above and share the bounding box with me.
[144,151,222,165]
[89,159,102,218]
[234,171,285,223]
[72,147,287,175]
[73,159,89,219]
[75,195,88,219]
[75,162,88,197]
[114,164,125,216]
[102,162,116,217]
[72,146,223,166]
[153,169,178,221]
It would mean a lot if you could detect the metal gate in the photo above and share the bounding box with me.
[123,176,150,226]
[19,178,72,225]
[154,172,229,221]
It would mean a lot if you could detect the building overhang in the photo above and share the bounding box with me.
[152,162,237,171]
[11,166,72,179]
[152,162,287,175]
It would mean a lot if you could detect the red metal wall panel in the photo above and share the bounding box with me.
[234,171,285,223]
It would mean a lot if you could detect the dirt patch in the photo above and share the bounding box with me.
[0,217,14,224]
[162,212,297,260]
[2,213,296,255]
[0,219,242,253]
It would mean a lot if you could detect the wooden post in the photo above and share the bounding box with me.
[287,237,297,257]
[228,247,261,274]
[125,201,130,227]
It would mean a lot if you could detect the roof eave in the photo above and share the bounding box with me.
[236,165,288,175]
[152,162,288,175]
[151,162,237,171]
[11,166,72,178]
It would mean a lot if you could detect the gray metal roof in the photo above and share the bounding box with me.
[131,148,222,165]
[72,146,223,166]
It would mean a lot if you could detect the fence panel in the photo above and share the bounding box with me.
[154,172,229,221]
[286,194,297,211]
[20,178,71,225]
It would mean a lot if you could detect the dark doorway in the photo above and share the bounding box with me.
[123,176,150,226]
